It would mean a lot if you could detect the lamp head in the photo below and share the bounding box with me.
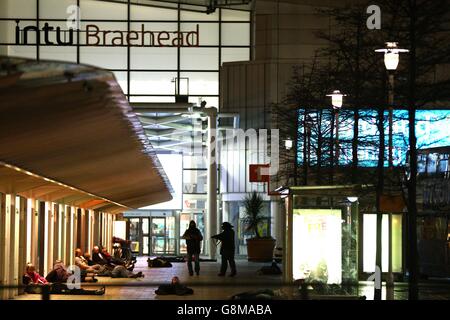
[284,138,293,150]
[326,90,346,109]
[375,42,409,71]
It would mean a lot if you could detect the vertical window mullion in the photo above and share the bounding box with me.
[127,0,131,101]
[36,0,40,61]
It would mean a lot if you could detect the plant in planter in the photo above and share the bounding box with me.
[242,191,276,262]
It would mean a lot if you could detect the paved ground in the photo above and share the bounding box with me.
[12,257,450,300]
[14,257,286,300]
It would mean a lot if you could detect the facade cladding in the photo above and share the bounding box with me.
[0,0,251,107]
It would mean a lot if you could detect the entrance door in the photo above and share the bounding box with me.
[150,217,176,255]
[179,212,205,254]
[151,217,166,254]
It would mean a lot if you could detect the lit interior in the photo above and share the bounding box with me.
[293,209,342,284]
[363,214,402,273]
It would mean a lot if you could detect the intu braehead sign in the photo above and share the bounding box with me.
[15,21,200,47]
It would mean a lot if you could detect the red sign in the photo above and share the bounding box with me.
[249,164,270,183]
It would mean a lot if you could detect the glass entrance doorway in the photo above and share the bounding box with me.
[129,216,176,256]
[150,217,176,255]
[179,212,205,254]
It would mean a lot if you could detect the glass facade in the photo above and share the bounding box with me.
[0,0,251,107]
[297,109,450,167]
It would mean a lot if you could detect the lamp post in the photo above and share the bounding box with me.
[375,42,409,168]
[327,90,346,166]
[375,42,409,291]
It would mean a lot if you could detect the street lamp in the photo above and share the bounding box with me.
[375,42,409,167]
[326,90,346,163]
[284,138,293,150]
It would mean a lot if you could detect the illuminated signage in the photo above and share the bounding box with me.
[293,209,342,284]
[14,20,200,47]
[297,110,450,167]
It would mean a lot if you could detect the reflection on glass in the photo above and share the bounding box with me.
[142,218,149,235]
[143,236,149,255]
[152,236,165,253]
[427,153,438,174]
[129,218,139,241]
[167,239,176,254]
[166,217,175,238]
[418,154,427,173]
[437,154,449,173]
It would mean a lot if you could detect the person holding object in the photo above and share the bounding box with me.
[212,222,236,277]
[182,220,203,276]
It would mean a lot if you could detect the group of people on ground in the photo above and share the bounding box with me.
[182,220,237,277]
[23,262,105,295]
[23,245,143,295]
[75,246,143,279]
[22,221,238,296]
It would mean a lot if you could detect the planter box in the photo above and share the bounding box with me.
[246,238,276,262]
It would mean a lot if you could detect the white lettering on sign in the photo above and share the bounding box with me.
[66,5,81,30]
[366,5,381,30]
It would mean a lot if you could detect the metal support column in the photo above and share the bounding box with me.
[206,107,218,259]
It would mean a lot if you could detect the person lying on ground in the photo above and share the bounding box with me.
[155,276,193,295]
[24,262,105,295]
[92,246,125,268]
[83,252,96,266]
[110,265,144,278]
[92,246,111,266]
[45,260,70,283]
[74,248,100,282]
[84,252,112,276]
[231,289,287,300]
[101,247,126,266]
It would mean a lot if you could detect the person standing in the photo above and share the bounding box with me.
[182,220,203,276]
[212,222,236,277]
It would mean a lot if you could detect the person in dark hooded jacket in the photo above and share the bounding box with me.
[212,222,236,277]
[182,220,203,276]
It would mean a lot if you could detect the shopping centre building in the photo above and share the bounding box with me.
[1,0,449,300]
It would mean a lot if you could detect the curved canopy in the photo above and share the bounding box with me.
[0,56,172,213]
